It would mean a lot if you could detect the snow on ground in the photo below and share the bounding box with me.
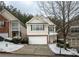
[0,41,24,52]
[49,43,79,56]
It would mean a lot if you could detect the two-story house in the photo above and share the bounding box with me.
[66,18,79,48]
[26,16,57,44]
[0,9,26,39]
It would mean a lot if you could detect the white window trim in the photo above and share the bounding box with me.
[0,21,4,28]
[31,24,44,31]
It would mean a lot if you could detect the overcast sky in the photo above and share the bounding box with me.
[4,1,41,15]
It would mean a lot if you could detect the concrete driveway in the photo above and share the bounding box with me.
[11,44,54,56]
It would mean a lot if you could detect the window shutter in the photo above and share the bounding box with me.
[43,24,44,30]
[4,21,5,27]
[31,25,32,31]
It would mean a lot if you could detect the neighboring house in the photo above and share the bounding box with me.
[26,16,57,44]
[66,19,79,48]
[57,19,79,48]
[0,9,26,39]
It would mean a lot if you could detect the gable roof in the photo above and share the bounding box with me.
[0,9,26,28]
[0,9,18,21]
[0,14,8,21]
[26,16,56,25]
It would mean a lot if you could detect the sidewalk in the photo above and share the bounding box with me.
[11,44,54,56]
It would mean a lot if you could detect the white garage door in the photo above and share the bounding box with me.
[0,33,8,38]
[29,36,47,44]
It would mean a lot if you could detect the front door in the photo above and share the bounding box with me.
[12,31,18,37]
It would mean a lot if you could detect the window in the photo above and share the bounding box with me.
[70,38,78,47]
[71,27,79,33]
[12,28,18,31]
[12,22,18,31]
[49,27,54,32]
[0,21,4,27]
[12,22,18,28]
[31,24,44,31]
[49,26,54,32]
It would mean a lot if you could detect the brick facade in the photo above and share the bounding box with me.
[0,14,9,33]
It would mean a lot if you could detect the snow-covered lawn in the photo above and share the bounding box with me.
[49,43,79,56]
[0,41,24,52]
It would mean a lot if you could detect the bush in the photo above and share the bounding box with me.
[0,36,5,41]
[21,37,28,44]
[11,36,22,44]
[12,38,21,44]
[66,42,70,48]
[3,36,29,44]
[57,42,70,48]
[5,39,12,42]
[57,43,64,48]
[57,40,64,44]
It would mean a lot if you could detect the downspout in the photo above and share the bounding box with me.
[18,21,20,37]
[48,25,50,44]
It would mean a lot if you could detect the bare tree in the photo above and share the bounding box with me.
[38,1,79,49]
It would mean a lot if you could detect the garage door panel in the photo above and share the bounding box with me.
[29,36,47,44]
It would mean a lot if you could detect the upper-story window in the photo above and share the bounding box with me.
[12,22,19,31]
[12,22,18,28]
[31,24,44,31]
[71,27,79,33]
[0,21,4,27]
[49,27,54,32]
[49,25,55,32]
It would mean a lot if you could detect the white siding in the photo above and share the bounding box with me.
[0,33,8,38]
[27,24,48,35]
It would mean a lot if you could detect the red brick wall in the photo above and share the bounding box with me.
[0,14,9,33]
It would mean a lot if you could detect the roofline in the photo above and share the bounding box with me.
[26,16,56,26]
[0,9,26,28]
[26,23,48,24]
[46,17,56,26]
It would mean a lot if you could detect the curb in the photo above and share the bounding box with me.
[10,52,53,57]
[0,52,78,57]
[0,52,53,57]
[55,54,79,57]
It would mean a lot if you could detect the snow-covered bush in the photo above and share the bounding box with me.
[57,40,70,48]
[0,36,5,41]
[21,37,28,44]
[12,36,22,44]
